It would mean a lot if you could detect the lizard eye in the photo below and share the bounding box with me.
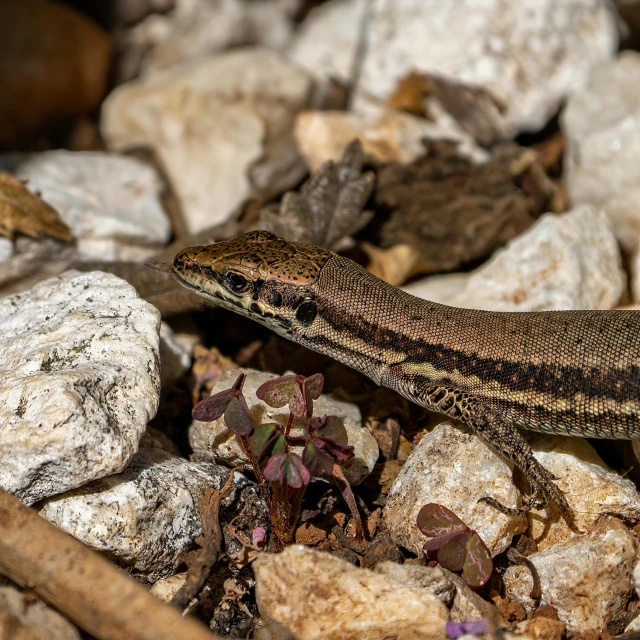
[225,272,249,294]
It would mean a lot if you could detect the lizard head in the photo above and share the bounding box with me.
[172,230,333,336]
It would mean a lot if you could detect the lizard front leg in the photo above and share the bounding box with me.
[463,402,571,516]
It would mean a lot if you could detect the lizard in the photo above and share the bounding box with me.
[167,229,640,516]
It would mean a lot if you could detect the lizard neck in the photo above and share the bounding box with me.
[296,254,455,388]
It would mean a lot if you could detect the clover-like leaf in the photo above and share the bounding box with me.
[192,373,247,423]
[312,415,355,464]
[256,374,304,414]
[417,503,469,539]
[302,441,334,477]
[435,534,468,573]
[418,503,493,590]
[224,394,252,436]
[302,373,324,415]
[461,532,493,589]
[263,452,311,489]
[192,389,234,422]
[256,373,322,419]
[249,423,280,458]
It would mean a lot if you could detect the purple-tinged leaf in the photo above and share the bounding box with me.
[445,620,488,640]
[303,373,324,401]
[263,452,310,488]
[303,441,334,476]
[436,534,468,572]
[417,503,469,538]
[281,453,311,488]
[249,423,279,458]
[263,454,286,484]
[311,415,355,463]
[462,532,493,589]
[303,373,324,415]
[315,415,348,446]
[230,373,246,393]
[192,389,233,422]
[251,526,267,548]
[422,530,467,553]
[256,375,300,409]
[192,373,246,422]
[224,395,252,435]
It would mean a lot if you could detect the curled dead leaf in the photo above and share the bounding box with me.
[0,172,72,242]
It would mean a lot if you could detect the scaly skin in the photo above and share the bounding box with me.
[172,230,640,515]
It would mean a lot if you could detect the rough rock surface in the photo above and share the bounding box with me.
[122,0,297,79]
[41,448,265,581]
[295,108,487,171]
[287,0,365,86]
[504,519,636,634]
[453,206,624,311]
[0,585,80,640]
[101,47,313,234]
[150,572,187,603]
[563,51,640,252]
[373,562,455,606]
[190,367,378,486]
[357,0,617,134]
[383,421,527,557]
[0,270,161,504]
[159,322,191,390]
[0,151,171,260]
[254,545,448,640]
[527,435,640,549]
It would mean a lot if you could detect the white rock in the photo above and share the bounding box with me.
[0,151,171,261]
[150,572,187,603]
[0,585,80,640]
[635,556,640,599]
[563,51,640,253]
[101,48,313,234]
[287,0,366,86]
[383,421,527,557]
[295,108,487,172]
[526,435,640,549]
[125,0,297,78]
[40,448,264,581]
[503,519,637,635]
[254,545,448,640]
[356,0,617,135]
[453,206,625,311]
[159,321,191,390]
[373,562,455,606]
[190,368,378,486]
[0,271,161,504]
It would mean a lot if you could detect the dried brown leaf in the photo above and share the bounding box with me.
[376,142,557,275]
[388,71,507,147]
[259,139,375,249]
[0,172,72,242]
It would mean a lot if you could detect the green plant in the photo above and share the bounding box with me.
[193,372,358,550]
[417,503,493,589]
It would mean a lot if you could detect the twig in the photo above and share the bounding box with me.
[0,488,218,640]
[171,469,239,610]
[331,462,366,542]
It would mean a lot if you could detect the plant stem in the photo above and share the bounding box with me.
[240,435,272,510]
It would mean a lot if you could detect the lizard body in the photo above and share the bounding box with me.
[171,230,640,514]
